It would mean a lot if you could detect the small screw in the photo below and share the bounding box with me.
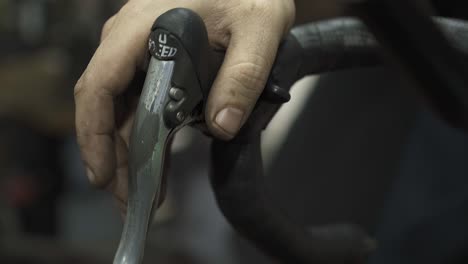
[176,111,186,122]
[169,87,185,101]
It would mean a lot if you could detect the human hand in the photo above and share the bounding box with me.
[74,0,295,209]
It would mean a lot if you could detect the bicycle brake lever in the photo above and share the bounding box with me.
[113,9,222,264]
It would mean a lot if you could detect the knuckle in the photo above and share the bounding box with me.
[237,0,274,21]
[119,1,147,20]
[74,76,85,99]
[76,127,91,146]
[238,0,294,28]
[100,16,116,41]
[74,70,93,99]
[119,1,137,16]
[227,60,267,101]
[249,0,274,13]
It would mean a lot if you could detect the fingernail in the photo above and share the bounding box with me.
[86,167,96,183]
[215,107,245,137]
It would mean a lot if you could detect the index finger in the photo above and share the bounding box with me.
[74,10,152,187]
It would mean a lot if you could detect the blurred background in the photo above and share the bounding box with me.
[1,0,468,263]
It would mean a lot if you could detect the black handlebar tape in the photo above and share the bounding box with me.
[211,17,468,263]
[351,1,468,130]
[292,18,380,78]
[210,27,376,264]
[211,119,375,264]
[435,17,468,55]
[290,17,468,80]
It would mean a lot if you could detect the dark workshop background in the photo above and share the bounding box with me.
[1,0,468,263]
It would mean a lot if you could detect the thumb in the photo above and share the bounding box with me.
[205,26,283,140]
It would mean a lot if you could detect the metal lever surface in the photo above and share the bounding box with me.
[113,8,219,264]
[113,58,177,264]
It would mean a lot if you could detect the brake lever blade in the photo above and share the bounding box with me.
[113,8,220,264]
[113,57,178,264]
